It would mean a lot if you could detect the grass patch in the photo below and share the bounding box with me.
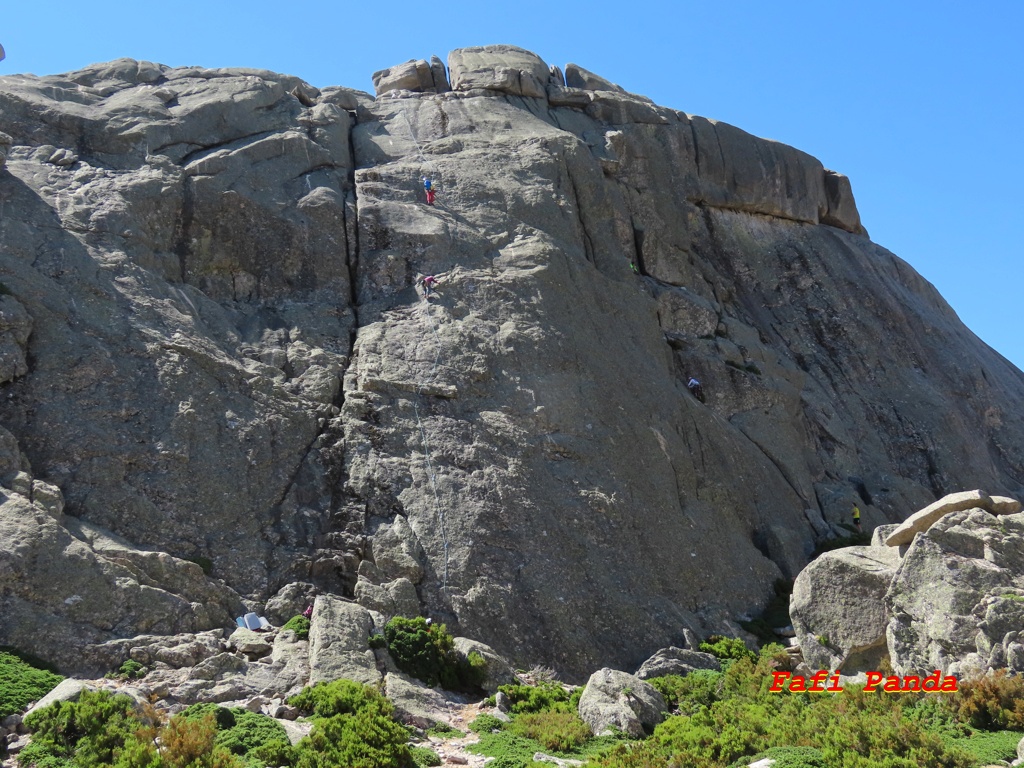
[943,728,1022,765]
[410,745,442,767]
[426,722,464,738]
[281,615,310,640]
[497,682,575,715]
[0,650,63,719]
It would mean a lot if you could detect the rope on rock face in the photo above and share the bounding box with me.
[398,108,441,189]
[412,301,450,593]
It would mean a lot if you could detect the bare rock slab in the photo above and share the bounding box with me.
[308,595,380,686]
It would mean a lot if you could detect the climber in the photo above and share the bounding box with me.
[419,274,440,299]
[629,260,640,275]
[423,176,436,205]
[302,604,313,619]
[687,377,704,403]
[852,505,862,533]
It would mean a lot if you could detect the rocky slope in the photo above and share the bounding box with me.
[1,45,1023,681]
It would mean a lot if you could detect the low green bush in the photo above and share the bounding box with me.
[648,670,724,715]
[509,711,592,753]
[0,651,62,719]
[286,679,411,768]
[469,713,507,734]
[697,636,755,663]
[586,646,976,768]
[737,745,828,767]
[426,722,463,738]
[22,689,144,768]
[409,745,442,767]
[942,728,1023,765]
[281,616,310,641]
[496,682,573,715]
[106,660,148,681]
[383,617,484,691]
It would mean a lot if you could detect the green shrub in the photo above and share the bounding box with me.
[467,731,549,768]
[497,682,573,715]
[369,633,387,649]
[288,679,388,719]
[409,745,442,767]
[648,670,724,715]
[589,646,975,768]
[287,679,411,768]
[212,709,292,765]
[108,660,148,681]
[942,727,1022,765]
[509,711,591,752]
[291,704,412,768]
[469,713,507,734]
[383,617,483,691]
[697,636,755,663]
[739,745,828,767]
[426,722,463,738]
[0,651,63,719]
[22,689,143,768]
[281,616,310,641]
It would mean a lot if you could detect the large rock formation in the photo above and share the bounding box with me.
[790,491,1024,678]
[1,45,1023,680]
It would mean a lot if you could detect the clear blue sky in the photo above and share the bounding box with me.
[3,1,1021,370]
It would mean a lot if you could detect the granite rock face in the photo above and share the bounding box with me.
[1,46,1024,681]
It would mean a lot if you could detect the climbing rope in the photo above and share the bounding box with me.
[397,109,441,190]
[412,301,451,594]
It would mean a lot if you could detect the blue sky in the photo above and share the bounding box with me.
[3,1,1021,370]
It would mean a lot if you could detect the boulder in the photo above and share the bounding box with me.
[264,582,318,625]
[577,669,665,738]
[821,170,865,235]
[25,679,93,716]
[790,546,902,674]
[372,59,437,96]
[355,576,420,618]
[885,490,991,546]
[564,63,625,93]
[447,45,549,97]
[383,671,453,728]
[307,596,380,686]
[453,637,517,693]
[991,496,1023,515]
[227,628,272,658]
[886,509,1024,675]
[634,647,721,680]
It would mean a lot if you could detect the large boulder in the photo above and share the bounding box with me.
[577,669,665,738]
[886,509,1024,676]
[307,596,380,686]
[885,490,992,546]
[447,45,549,97]
[453,636,517,693]
[634,647,721,680]
[790,546,902,673]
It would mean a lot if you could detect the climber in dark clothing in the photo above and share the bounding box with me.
[687,377,705,403]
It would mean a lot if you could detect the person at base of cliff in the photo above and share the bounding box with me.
[852,504,862,532]
[687,377,704,402]
[423,176,436,205]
